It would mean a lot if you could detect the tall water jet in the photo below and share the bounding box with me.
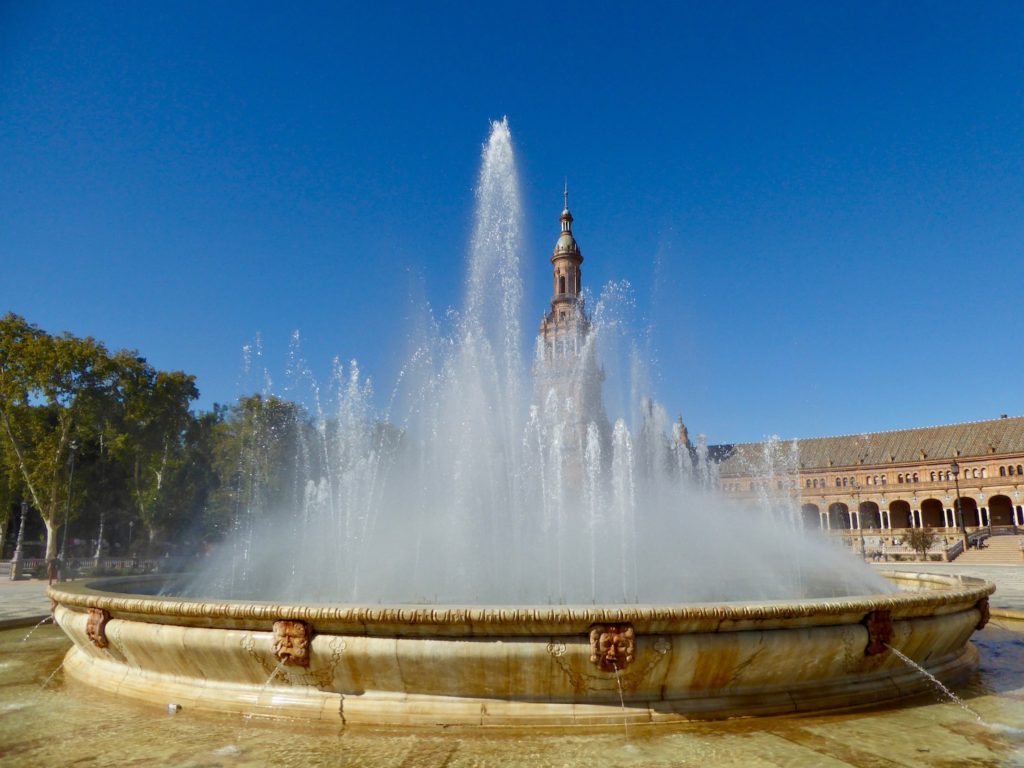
[170,118,895,606]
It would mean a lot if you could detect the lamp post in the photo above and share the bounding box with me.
[58,440,79,563]
[9,501,28,580]
[950,460,969,550]
[980,492,991,539]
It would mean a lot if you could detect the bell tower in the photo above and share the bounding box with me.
[540,184,588,348]
[536,186,608,444]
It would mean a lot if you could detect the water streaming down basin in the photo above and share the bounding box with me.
[174,118,890,606]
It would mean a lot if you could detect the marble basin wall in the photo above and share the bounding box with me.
[49,572,994,726]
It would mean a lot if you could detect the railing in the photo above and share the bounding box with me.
[3,556,182,579]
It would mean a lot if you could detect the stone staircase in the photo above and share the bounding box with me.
[955,534,1024,565]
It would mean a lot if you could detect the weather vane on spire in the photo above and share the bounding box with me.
[564,178,569,210]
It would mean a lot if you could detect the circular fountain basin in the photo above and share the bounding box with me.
[48,572,993,726]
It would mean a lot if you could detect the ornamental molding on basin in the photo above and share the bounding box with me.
[45,571,996,635]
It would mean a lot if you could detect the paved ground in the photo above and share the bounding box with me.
[0,578,52,625]
[874,561,1024,612]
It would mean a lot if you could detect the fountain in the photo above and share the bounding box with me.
[48,119,994,725]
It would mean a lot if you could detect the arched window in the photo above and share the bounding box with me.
[558,275,566,294]
[930,471,936,481]
[881,475,887,485]
[897,474,904,484]
[913,472,919,482]
[1018,464,1023,475]
[980,468,987,478]
[1000,466,1006,477]
[843,477,848,486]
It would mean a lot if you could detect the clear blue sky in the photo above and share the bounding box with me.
[2,2,1022,443]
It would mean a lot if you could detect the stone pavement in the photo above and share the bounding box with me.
[0,578,52,626]
[875,561,1024,612]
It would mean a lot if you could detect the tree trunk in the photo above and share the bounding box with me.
[44,515,59,561]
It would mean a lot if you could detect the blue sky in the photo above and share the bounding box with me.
[2,2,1022,443]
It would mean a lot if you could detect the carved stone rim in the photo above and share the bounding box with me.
[46,572,995,636]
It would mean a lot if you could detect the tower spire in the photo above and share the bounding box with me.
[564,178,569,211]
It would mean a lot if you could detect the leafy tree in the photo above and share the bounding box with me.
[208,395,308,527]
[906,528,938,561]
[104,355,200,549]
[0,439,21,556]
[0,314,116,559]
[0,314,204,560]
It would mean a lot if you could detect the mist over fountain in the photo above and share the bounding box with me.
[180,118,889,605]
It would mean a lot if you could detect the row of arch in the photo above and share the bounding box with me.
[999,464,1024,476]
[800,494,1024,530]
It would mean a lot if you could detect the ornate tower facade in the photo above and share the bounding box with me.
[536,189,607,439]
[539,187,588,350]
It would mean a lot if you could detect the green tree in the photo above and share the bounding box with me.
[0,439,21,557]
[906,528,938,561]
[207,394,308,533]
[104,356,200,549]
[0,314,116,560]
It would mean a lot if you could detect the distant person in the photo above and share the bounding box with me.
[47,557,60,586]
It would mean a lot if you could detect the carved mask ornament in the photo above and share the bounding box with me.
[86,608,110,649]
[976,597,990,631]
[863,609,893,656]
[273,620,312,667]
[589,624,636,672]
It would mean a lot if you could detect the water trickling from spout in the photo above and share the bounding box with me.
[886,644,984,722]
[611,660,628,738]
[21,615,52,643]
[257,658,288,700]
[40,660,65,690]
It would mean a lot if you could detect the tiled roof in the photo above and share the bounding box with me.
[715,416,1024,476]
